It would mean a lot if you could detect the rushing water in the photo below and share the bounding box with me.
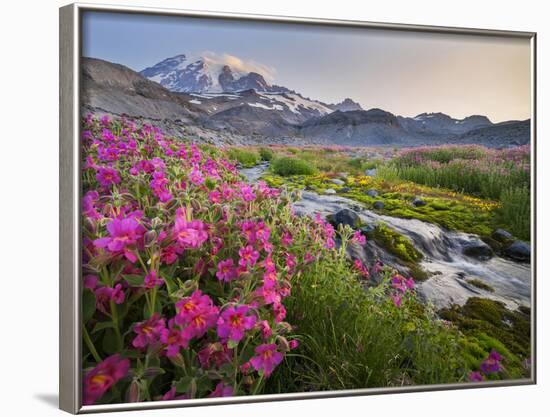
[240,164,531,310]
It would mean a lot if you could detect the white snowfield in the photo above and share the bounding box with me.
[260,92,332,115]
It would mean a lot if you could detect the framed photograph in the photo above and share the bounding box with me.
[59,3,536,413]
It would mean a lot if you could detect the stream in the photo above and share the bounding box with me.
[239,163,531,310]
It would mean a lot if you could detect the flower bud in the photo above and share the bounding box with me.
[181,280,198,293]
[169,353,186,368]
[126,380,140,403]
[276,322,293,334]
[144,230,157,247]
[276,335,290,352]
[151,217,163,228]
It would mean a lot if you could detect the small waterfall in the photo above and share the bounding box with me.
[241,165,532,310]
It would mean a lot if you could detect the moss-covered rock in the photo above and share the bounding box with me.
[466,279,495,292]
[371,223,422,264]
[439,298,531,359]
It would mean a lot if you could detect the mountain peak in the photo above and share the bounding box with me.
[140,53,284,94]
[329,98,363,112]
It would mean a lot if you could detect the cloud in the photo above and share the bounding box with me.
[199,51,276,82]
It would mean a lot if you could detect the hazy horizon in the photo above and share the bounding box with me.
[82,11,532,123]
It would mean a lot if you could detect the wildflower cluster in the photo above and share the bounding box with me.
[81,116,336,405]
[389,274,415,308]
[468,350,504,382]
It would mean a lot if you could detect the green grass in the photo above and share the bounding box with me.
[227,148,260,168]
[388,163,528,201]
[499,187,531,241]
[271,157,317,176]
[259,147,275,161]
[264,249,468,393]
[378,146,531,240]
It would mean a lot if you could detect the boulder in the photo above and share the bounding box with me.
[360,224,376,235]
[333,208,360,229]
[330,179,346,186]
[412,197,427,207]
[373,201,385,210]
[366,189,378,198]
[324,188,336,195]
[339,187,351,193]
[462,241,494,260]
[492,228,514,243]
[504,241,531,262]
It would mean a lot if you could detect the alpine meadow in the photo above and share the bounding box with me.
[79,11,533,406]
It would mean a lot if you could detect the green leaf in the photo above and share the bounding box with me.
[92,321,116,334]
[83,289,96,322]
[102,328,119,354]
[115,302,129,322]
[175,376,193,393]
[123,274,144,287]
[143,367,165,378]
[160,271,176,295]
[195,375,213,393]
[227,339,239,349]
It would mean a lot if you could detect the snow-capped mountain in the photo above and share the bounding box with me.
[140,54,288,94]
[82,57,530,147]
[190,90,333,122]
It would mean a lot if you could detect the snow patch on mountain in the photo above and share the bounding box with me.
[140,53,279,94]
[260,92,332,115]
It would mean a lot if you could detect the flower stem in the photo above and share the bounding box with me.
[150,287,157,316]
[83,325,101,363]
[252,374,264,396]
[110,300,123,350]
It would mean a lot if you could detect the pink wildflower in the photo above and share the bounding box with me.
[281,231,293,246]
[351,231,366,246]
[391,293,402,308]
[94,217,144,262]
[216,259,237,282]
[161,386,188,401]
[208,382,234,398]
[480,350,503,374]
[132,313,165,349]
[469,371,484,382]
[173,210,209,249]
[96,166,121,188]
[240,185,256,202]
[144,270,164,289]
[175,291,219,340]
[238,245,260,268]
[289,340,299,350]
[273,302,286,323]
[197,343,233,369]
[83,354,130,405]
[189,166,205,185]
[249,344,284,377]
[160,319,189,357]
[257,320,273,339]
[217,305,257,343]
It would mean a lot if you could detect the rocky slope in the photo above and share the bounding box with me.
[82,57,531,147]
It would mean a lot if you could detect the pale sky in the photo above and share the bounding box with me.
[82,11,532,123]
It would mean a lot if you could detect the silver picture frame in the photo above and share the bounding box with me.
[60,2,537,414]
